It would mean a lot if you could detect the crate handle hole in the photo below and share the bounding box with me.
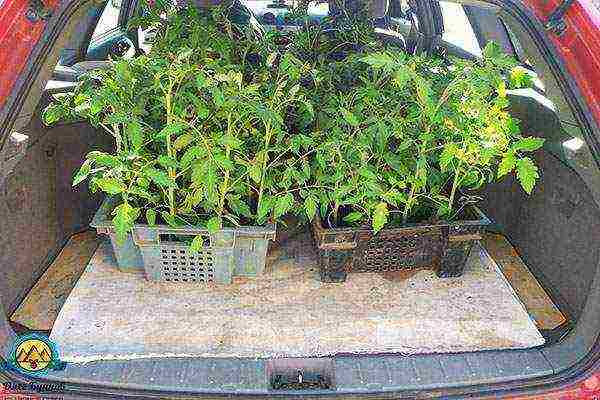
[159,234,210,247]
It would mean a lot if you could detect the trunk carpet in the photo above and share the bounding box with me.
[11,231,101,331]
[49,231,545,362]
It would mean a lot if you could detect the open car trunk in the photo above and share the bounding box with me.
[1,85,597,391]
[1,0,600,396]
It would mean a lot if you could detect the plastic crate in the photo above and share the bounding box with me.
[311,206,491,283]
[92,198,276,283]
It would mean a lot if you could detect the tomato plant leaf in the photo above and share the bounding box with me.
[274,193,294,218]
[498,151,516,178]
[218,134,242,149]
[158,155,178,169]
[173,134,193,151]
[145,209,157,226]
[257,195,273,221]
[180,146,204,168]
[249,161,262,184]
[157,122,186,139]
[343,211,363,224]
[95,178,125,194]
[372,202,389,233]
[206,216,222,234]
[439,144,457,172]
[88,152,120,167]
[189,234,206,254]
[228,196,253,218]
[360,52,403,71]
[112,201,139,245]
[72,159,92,186]
[304,196,317,220]
[211,87,225,108]
[144,167,175,188]
[512,137,545,152]
[127,121,144,151]
[516,157,540,194]
[160,211,178,227]
[341,109,359,127]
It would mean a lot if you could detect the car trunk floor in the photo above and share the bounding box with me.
[39,228,550,362]
[482,233,567,331]
[10,230,101,331]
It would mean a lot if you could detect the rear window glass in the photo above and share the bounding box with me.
[91,0,123,43]
[439,1,481,56]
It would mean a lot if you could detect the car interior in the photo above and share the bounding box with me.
[1,0,600,395]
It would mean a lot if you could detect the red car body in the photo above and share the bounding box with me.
[0,0,600,398]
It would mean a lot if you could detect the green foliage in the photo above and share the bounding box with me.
[43,1,545,240]
[515,157,540,195]
[44,3,309,244]
[299,38,544,229]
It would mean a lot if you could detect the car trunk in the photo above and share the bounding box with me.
[1,0,600,395]
[1,81,598,391]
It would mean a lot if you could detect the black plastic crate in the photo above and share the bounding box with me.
[311,206,491,282]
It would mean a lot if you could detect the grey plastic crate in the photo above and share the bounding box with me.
[91,197,276,283]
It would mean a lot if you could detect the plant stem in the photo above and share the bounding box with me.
[332,202,339,226]
[448,141,467,215]
[165,76,176,217]
[448,165,462,216]
[218,113,233,218]
[403,181,416,224]
[256,122,272,214]
[403,142,425,224]
[99,123,122,153]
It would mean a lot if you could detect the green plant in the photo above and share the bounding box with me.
[287,7,383,66]
[43,4,312,247]
[303,42,544,232]
[133,2,269,74]
[45,0,544,244]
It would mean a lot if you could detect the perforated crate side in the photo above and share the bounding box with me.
[132,227,236,284]
[93,198,276,283]
[140,244,235,284]
[356,229,443,272]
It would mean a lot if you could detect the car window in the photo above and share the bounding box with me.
[438,0,481,56]
[89,0,123,46]
[242,0,329,25]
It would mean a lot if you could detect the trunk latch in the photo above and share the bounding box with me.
[267,358,334,391]
[270,370,332,390]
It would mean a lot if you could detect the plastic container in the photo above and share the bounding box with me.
[311,207,491,283]
[92,197,276,283]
